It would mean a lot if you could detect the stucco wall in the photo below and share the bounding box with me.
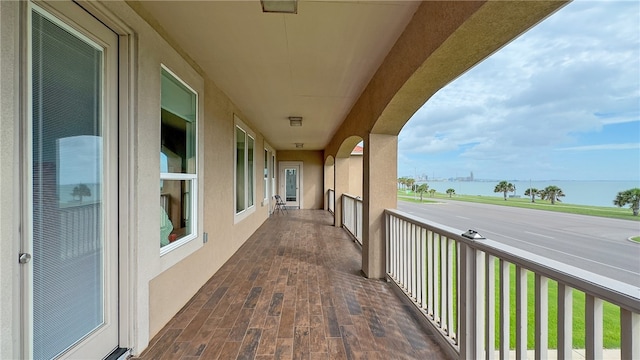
[97,0,273,349]
[277,150,324,209]
[0,2,21,358]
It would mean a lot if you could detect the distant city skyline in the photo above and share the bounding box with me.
[398,1,640,182]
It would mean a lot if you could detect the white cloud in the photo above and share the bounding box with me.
[398,1,639,180]
[556,143,640,151]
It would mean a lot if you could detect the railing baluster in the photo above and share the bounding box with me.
[456,241,461,344]
[535,274,548,360]
[499,259,510,360]
[585,295,603,360]
[409,223,415,298]
[620,308,640,360]
[419,227,426,309]
[396,217,400,281]
[427,230,434,317]
[557,283,572,360]
[515,266,527,360]
[413,225,421,301]
[447,237,454,337]
[434,233,440,324]
[486,254,496,360]
[440,235,447,327]
[403,220,408,290]
[416,226,424,308]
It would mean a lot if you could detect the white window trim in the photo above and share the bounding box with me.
[263,148,269,203]
[271,153,277,203]
[160,64,199,257]
[234,115,256,223]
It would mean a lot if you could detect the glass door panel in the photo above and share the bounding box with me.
[29,4,118,359]
[285,168,297,202]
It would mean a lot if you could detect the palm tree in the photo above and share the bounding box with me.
[494,181,515,201]
[540,185,565,205]
[524,187,539,203]
[613,188,640,216]
[415,184,428,201]
[446,188,455,198]
[406,178,415,192]
[428,189,436,197]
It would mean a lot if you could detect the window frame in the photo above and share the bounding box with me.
[159,65,199,256]
[263,148,269,202]
[272,153,277,201]
[234,115,256,222]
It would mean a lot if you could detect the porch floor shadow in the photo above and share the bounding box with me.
[133,210,448,360]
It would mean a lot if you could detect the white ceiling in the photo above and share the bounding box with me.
[136,0,420,150]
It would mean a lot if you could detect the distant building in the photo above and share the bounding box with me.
[455,171,475,181]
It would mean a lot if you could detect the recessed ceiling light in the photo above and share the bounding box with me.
[289,116,303,126]
[261,0,297,14]
[295,143,304,148]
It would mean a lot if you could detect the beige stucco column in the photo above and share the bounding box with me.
[362,133,397,279]
[334,157,350,227]
[323,160,334,211]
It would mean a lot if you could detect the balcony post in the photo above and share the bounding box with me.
[362,133,396,279]
[621,308,640,360]
[459,242,483,359]
[324,158,335,212]
[334,156,350,227]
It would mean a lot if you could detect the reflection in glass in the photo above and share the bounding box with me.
[160,180,192,247]
[160,67,197,250]
[236,127,246,213]
[264,149,268,199]
[248,136,254,207]
[286,169,297,201]
[160,69,196,174]
[32,9,104,359]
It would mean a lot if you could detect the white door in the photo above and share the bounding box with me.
[25,2,119,359]
[280,162,302,209]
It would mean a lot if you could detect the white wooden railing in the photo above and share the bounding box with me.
[341,193,362,245]
[328,189,335,214]
[385,208,640,360]
[59,203,101,261]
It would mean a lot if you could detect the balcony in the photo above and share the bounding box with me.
[133,200,640,360]
[133,210,447,360]
[338,194,639,359]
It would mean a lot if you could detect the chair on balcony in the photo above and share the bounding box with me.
[274,194,287,214]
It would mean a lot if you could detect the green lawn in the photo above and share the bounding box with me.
[499,263,620,349]
[427,258,621,349]
[398,190,640,222]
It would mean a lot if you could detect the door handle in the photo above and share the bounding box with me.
[19,253,31,264]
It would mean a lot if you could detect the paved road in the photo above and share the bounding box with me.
[397,199,640,287]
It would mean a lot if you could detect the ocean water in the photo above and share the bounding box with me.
[422,180,640,207]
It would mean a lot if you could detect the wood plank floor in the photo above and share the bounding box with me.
[133,210,448,360]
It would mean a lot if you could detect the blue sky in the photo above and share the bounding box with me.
[398,1,640,181]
